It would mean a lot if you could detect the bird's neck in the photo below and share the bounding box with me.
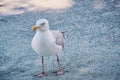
[37,28,50,33]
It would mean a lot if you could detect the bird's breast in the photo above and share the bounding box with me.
[31,31,56,55]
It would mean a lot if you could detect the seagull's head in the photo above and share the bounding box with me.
[32,19,49,31]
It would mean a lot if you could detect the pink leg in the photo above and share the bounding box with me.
[36,56,47,77]
[56,55,64,75]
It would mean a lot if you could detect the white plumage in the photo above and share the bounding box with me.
[31,19,65,77]
[31,29,64,56]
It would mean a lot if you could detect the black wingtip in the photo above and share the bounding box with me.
[61,31,67,34]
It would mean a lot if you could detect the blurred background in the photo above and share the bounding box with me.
[0,0,73,15]
[0,0,120,80]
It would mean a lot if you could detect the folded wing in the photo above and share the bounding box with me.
[51,30,65,48]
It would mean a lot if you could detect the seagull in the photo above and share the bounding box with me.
[31,19,65,77]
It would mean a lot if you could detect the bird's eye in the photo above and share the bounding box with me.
[41,23,45,25]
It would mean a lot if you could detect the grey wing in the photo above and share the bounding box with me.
[51,30,65,48]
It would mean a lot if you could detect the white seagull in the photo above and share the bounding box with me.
[31,19,65,77]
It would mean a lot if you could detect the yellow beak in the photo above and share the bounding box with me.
[32,26,40,30]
